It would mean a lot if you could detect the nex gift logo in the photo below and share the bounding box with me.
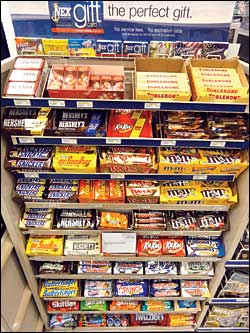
[50,1,102,28]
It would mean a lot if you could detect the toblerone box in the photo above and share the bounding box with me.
[188,58,249,103]
[135,58,191,101]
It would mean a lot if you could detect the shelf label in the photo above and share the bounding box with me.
[48,100,65,107]
[140,204,151,209]
[14,99,31,106]
[106,138,121,144]
[77,101,93,108]
[61,138,77,144]
[210,141,226,148]
[23,172,39,178]
[111,173,125,179]
[19,137,35,144]
[144,102,161,109]
[160,140,176,146]
[193,175,207,180]
[236,298,248,302]
[94,203,103,208]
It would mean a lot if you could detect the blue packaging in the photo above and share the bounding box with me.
[68,39,96,56]
[114,279,149,297]
[96,40,123,56]
[123,41,148,57]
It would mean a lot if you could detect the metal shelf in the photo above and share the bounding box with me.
[43,296,205,301]
[36,273,214,280]
[225,260,249,268]
[208,298,249,305]
[1,97,248,112]
[47,326,195,332]
[23,229,223,237]
[11,135,249,150]
[29,255,221,262]
[24,202,230,212]
[47,310,199,315]
[15,171,235,182]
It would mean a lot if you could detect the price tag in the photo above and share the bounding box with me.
[19,137,35,144]
[24,119,45,130]
[140,204,151,209]
[210,141,226,148]
[48,100,65,107]
[111,173,125,179]
[94,203,103,208]
[61,138,77,144]
[23,173,39,178]
[77,101,93,108]
[14,99,31,106]
[106,138,121,144]
[144,102,161,109]
[236,298,248,302]
[160,140,176,146]
[193,175,207,180]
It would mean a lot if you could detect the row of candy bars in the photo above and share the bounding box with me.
[39,261,215,276]
[49,312,197,328]
[218,272,249,298]
[205,305,249,328]
[25,234,225,257]
[40,278,210,298]
[2,108,248,141]
[15,37,229,59]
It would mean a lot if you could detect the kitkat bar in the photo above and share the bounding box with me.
[162,238,186,256]
[14,57,45,70]
[137,237,163,256]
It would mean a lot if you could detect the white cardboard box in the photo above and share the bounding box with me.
[102,232,136,254]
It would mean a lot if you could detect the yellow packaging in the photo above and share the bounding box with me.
[160,186,203,204]
[52,146,97,172]
[200,187,237,205]
[41,280,78,289]
[30,107,51,136]
[25,236,64,256]
[161,180,199,188]
[42,39,69,56]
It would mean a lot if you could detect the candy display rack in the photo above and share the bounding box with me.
[1,54,249,332]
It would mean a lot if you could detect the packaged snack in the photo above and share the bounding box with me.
[126,181,160,204]
[114,280,149,297]
[180,262,214,276]
[15,37,43,55]
[197,212,227,231]
[57,217,95,229]
[162,238,186,256]
[137,237,163,256]
[47,65,64,90]
[80,301,107,311]
[78,180,95,203]
[166,212,198,231]
[19,212,53,229]
[133,210,166,230]
[48,300,79,312]
[78,261,112,274]
[84,280,113,298]
[64,235,100,255]
[174,300,201,312]
[168,313,196,327]
[205,306,249,327]
[25,236,64,256]
[99,211,128,229]
[113,262,144,274]
[40,280,79,298]
[42,39,69,56]
[220,272,249,297]
[106,314,129,327]
[150,280,180,297]
[130,313,168,326]
[39,262,70,274]
[142,300,173,311]
[181,280,211,298]
[59,209,93,218]
[78,314,106,327]
[49,314,78,328]
[110,301,141,311]
[42,289,78,298]
[68,39,96,57]
[145,261,177,275]
[186,237,225,257]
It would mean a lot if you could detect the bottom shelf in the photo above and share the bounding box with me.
[197,328,249,332]
[47,326,195,332]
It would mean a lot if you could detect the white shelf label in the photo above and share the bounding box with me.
[61,138,77,144]
[111,173,125,179]
[77,101,93,108]
[106,138,121,144]
[94,203,103,208]
[140,204,151,209]
[236,298,248,302]
[144,102,161,109]
[193,175,208,180]
[14,99,31,106]
[210,141,226,148]
[24,119,45,130]
[19,137,35,144]
[23,173,39,178]
[48,100,65,107]
[161,140,176,146]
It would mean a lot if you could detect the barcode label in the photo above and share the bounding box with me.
[23,173,39,178]
[61,138,77,144]
[111,173,125,179]
[210,141,226,147]
[144,102,161,109]
[161,140,176,146]
[77,101,93,108]
[48,100,65,107]
[19,137,35,144]
[106,138,121,144]
[193,175,207,180]
[14,99,31,106]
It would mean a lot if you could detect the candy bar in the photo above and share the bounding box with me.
[150,280,180,297]
[162,238,186,256]
[39,262,69,274]
[42,289,78,298]
[64,235,100,255]
[84,280,113,298]
[168,313,196,327]
[142,300,173,311]
[113,262,144,274]
[205,306,249,327]
[59,209,92,218]
[43,279,78,289]
[80,301,107,311]
[181,280,211,298]
[57,217,95,229]
[44,191,78,201]
[180,262,214,276]
[49,314,78,328]
[137,237,163,256]
[186,237,225,257]
[106,314,129,327]
[130,313,168,326]
[78,314,106,327]
[78,261,112,274]
[110,301,141,311]
[114,280,149,297]
[48,184,78,191]
[145,261,177,275]
[48,300,79,312]
[25,236,64,256]
[99,211,128,229]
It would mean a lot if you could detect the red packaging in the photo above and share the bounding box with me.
[101,75,113,91]
[47,65,64,90]
[62,66,77,90]
[130,314,168,326]
[137,237,163,256]
[48,300,79,312]
[90,75,101,90]
[162,238,186,256]
[76,66,90,90]
[112,75,124,91]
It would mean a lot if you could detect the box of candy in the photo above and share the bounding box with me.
[135,58,191,101]
[126,181,160,204]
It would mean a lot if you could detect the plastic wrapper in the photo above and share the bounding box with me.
[25,236,64,256]
[114,280,149,297]
[84,280,113,298]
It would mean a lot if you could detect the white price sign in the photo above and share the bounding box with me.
[210,141,226,148]
[111,173,125,179]
[14,99,31,106]
[19,137,35,144]
[193,175,207,180]
[160,140,176,146]
[144,102,161,109]
[106,138,121,144]
[23,173,39,178]
[77,101,93,108]
[61,138,77,144]
[48,100,65,107]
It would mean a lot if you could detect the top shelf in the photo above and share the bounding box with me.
[1,97,248,113]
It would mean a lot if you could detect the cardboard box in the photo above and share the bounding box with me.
[102,232,136,255]
[135,58,191,101]
[188,57,249,103]
[126,181,160,204]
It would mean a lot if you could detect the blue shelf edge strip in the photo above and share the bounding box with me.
[15,137,249,149]
[16,173,235,181]
[1,98,248,112]
[197,329,249,332]
[225,260,249,267]
[209,298,249,304]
